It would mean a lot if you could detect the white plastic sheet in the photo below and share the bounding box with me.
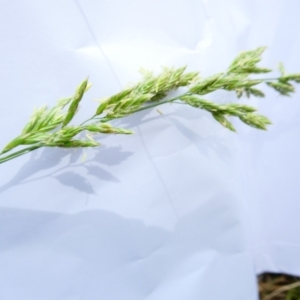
[0,1,300,299]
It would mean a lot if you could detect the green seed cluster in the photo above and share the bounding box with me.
[1,80,134,154]
[181,96,271,131]
[96,66,199,121]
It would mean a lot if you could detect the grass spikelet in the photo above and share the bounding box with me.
[212,113,236,132]
[85,123,133,134]
[228,46,269,74]
[62,79,89,127]
[22,106,48,134]
[266,81,295,96]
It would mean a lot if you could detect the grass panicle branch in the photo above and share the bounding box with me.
[1,46,299,164]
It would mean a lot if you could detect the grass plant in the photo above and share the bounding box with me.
[1,47,300,165]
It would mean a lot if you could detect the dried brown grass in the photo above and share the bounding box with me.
[259,273,300,300]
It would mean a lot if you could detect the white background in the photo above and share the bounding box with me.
[0,1,300,299]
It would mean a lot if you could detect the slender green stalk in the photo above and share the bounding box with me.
[129,94,188,113]
[0,145,42,164]
[1,47,300,165]
[80,114,97,126]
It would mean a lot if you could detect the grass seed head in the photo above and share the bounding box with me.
[2,46,300,164]
[62,79,89,127]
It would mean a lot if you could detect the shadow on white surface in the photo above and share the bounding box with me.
[0,145,133,195]
[118,105,233,160]
[0,193,249,300]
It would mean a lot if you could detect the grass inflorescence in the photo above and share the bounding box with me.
[1,47,300,164]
